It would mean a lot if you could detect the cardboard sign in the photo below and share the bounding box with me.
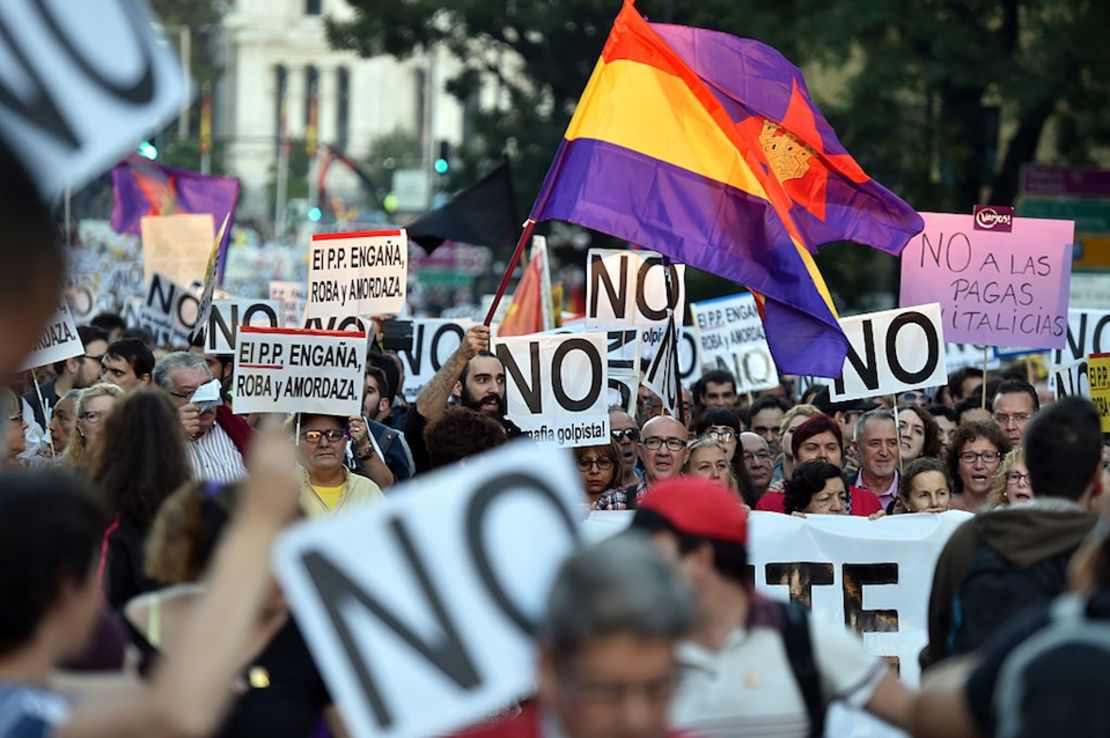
[827,304,948,402]
[690,293,779,393]
[138,272,198,347]
[270,280,307,328]
[305,229,408,321]
[586,248,686,358]
[584,509,970,688]
[899,212,1073,349]
[1052,309,1110,368]
[18,303,83,371]
[0,0,188,196]
[206,300,281,354]
[140,214,216,288]
[233,327,367,416]
[274,441,582,738]
[494,333,610,447]
[1089,354,1110,432]
[396,319,475,403]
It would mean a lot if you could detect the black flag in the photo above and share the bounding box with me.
[407,161,519,253]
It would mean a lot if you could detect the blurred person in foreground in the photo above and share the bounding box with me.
[424,406,508,470]
[0,431,301,737]
[630,477,914,737]
[454,533,693,738]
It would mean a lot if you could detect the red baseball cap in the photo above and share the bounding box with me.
[637,476,748,545]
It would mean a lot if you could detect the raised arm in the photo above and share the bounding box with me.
[414,324,488,424]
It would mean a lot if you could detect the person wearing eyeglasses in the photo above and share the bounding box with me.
[988,448,1033,506]
[693,407,740,463]
[635,416,690,499]
[991,378,1039,448]
[22,324,109,429]
[572,442,622,508]
[60,383,123,473]
[946,421,1012,513]
[295,413,383,518]
[608,408,642,488]
[738,432,773,501]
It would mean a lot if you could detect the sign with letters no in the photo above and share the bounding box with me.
[206,300,281,355]
[274,441,583,738]
[397,318,474,403]
[586,248,685,359]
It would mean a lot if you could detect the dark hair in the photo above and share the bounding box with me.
[947,421,1012,495]
[948,366,984,401]
[459,350,499,386]
[749,394,790,421]
[926,403,958,424]
[693,369,737,404]
[992,379,1040,413]
[105,338,155,379]
[55,325,109,374]
[89,389,192,529]
[572,442,622,490]
[122,326,155,348]
[90,312,127,335]
[693,407,741,436]
[783,460,845,514]
[1025,397,1102,501]
[791,414,843,460]
[424,407,507,469]
[145,481,239,584]
[364,364,391,405]
[899,457,949,501]
[898,403,942,459]
[367,350,401,402]
[0,469,105,656]
[630,507,748,586]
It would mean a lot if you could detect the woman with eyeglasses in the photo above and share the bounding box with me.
[61,382,123,473]
[294,414,383,518]
[572,442,623,508]
[1,386,27,464]
[989,448,1033,506]
[48,388,81,455]
[947,421,1012,512]
[692,407,740,462]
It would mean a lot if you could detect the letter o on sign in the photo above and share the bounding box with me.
[886,312,939,384]
[551,338,603,412]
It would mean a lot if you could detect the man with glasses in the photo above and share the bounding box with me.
[748,395,789,458]
[992,378,1039,448]
[739,432,774,500]
[608,407,641,488]
[294,413,383,517]
[24,325,108,429]
[153,352,253,482]
[632,416,690,501]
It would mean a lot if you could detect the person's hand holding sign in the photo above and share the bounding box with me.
[348,415,372,458]
[462,325,490,360]
[179,403,201,440]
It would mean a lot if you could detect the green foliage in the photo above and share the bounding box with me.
[328,0,1110,308]
[362,128,424,198]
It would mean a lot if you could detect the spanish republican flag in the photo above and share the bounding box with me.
[529,1,922,377]
[498,237,553,336]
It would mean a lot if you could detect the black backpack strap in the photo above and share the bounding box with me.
[780,600,826,738]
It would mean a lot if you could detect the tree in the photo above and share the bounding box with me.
[327,0,1110,308]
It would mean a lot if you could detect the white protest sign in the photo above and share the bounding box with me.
[678,325,702,386]
[642,314,681,416]
[18,303,83,371]
[586,248,685,359]
[305,229,407,321]
[141,214,216,288]
[274,440,582,738]
[494,333,610,447]
[138,272,198,347]
[397,318,474,403]
[206,300,281,354]
[270,280,307,328]
[1050,358,1090,399]
[584,509,971,687]
[1052,309,1110,369]
[826,304,948,402]
[541,326,641,415]
[690,293,778,393]
[0,1,188,197]
[944,343,1000,374]
[233,327,367,416]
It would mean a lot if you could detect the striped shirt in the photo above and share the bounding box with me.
[186,423,248,483]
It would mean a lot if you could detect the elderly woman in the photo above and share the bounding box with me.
[989,448,1033,506]
[898,404,943,463]
[48,388,80,455]
[947,421,1012,512]
[294,413,383,518]
[60,383,123,473]
[783,460,848,516]
[572,441,623,508]
[896,457,951,513]
[683,438,735,493]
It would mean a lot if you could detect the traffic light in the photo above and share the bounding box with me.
[137,139,158,160]
[434,139,450,174]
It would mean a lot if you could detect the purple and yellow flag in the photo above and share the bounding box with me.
[530,2,922,377]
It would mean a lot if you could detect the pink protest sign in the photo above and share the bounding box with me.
[899,212,1073,349]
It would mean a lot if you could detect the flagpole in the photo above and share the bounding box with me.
[275,142,289,239]
[661,255,684,427]
[484,219,535,326]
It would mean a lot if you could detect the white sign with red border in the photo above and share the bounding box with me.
[305,229,408,320]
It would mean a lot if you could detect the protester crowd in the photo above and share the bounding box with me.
[3,297,1107,738]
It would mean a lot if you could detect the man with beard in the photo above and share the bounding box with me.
[404,324,525,474]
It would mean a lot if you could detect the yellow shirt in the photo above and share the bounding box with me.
[310,482,346,511]
[298,466,384,518]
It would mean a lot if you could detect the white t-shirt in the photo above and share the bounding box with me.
[671,613,886,738]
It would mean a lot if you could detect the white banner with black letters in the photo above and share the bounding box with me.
[305,229,408,321]
[690,293,779,393]
[138,272,198,348]
[826,303,948,402]
[586,248,685,359]
[397,318,474,403]
[206,299,281,354]
[541,325,641,415]
[274,441,583,738]
[18,303,83,371]
[494,332,610,447]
